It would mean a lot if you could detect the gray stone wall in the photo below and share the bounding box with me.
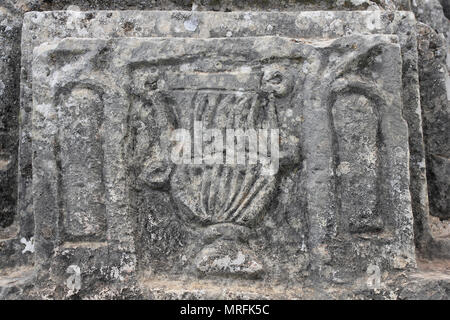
[0,0,448,299]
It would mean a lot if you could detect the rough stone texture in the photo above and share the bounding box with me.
[2,265,449,300]
[0,0,416,279]
[4,12,432,298]
[19,8,430,267]
[0,1,448,300]
[412,0,450,44]
[31,34,415,292]
[397,258,450,299]
[417,23,450,222]
[11,0,412,12]
[0,6,21,231]
[440,0,450,19]
[0,266,34,299]
[0,3,35,270]
[413,0,450,225]
[430,215,450,238]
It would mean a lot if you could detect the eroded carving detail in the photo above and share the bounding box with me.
[129,62,298,277]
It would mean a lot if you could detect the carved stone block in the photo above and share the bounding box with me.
[20,12,429,271]
[32,33,415,288]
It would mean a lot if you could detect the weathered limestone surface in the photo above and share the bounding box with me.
[0,3,34,269]
[32,34,414,287]
[413,0,450,44]
[10,0,412,12]
[0,1,20,230]
[413,0,450,224]
[19,8,428,261]
[0,1,448,300]
[6,10,429,298]
[415,22,450,262]
[440,0,450,19]
[417,23,450,222]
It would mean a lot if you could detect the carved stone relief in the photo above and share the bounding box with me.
[31,35,415,287]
